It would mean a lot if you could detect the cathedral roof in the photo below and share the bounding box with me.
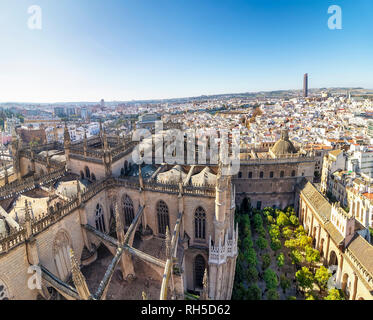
[190,167,217,186]
[157,165,187,184]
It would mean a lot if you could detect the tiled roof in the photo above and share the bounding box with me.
[324,222,344,245]
[300,179,331,223]
[347,235,373,277]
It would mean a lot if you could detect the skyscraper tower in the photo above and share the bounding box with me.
[303,73,308,97]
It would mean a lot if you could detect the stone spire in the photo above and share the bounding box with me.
[24,199,33,239]
[165,226,171,258]
[70,249,91,300]
[3,163,8,185]
[115,200,124,245]
[103,130,109,151]
[53,123,58,142]
[83,130,88,157]
[63,122,71,146]
[76,179,82,204]
[99,120,103,138]
[46,150,51,169]
[138,164,144,190]
[201,268,209,300]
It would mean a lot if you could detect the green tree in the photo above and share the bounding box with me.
[289,215,299,226]
[295,267,314,291]
[282,227,293,239]
[277,212,290,227]
[243,236,253,249]
[290,249,304,265]
[256,236,268,250]
[277,253,285,268]
[264,268,278,290]
[324,288,344,300]
[269,225,280,239]
[246,265,259,282]
[266,289,279,300]
[280,274,291,293]
[253,214,263,230]
[295,225,306,237]
[270,238,282,252]
[246,284,261,300]
[262,253,271,270]
[315,266,332,291]
[305,246,320,268]
[244,248,257,266]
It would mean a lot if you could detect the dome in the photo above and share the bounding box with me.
[270,130,297,156]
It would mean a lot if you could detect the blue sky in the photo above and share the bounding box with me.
[0,0,372,102]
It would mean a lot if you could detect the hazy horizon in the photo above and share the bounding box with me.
[1,0,373,103]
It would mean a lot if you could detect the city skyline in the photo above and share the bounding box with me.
[1,0,373,103]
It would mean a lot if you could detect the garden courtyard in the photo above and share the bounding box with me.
[232,200,346,300]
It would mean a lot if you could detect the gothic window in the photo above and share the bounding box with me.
[85,166,90,179]
[0,281,9,300]
[194,255,205,289]
[80,171,84,179]
[157,200,169,235]
[194,207,206,240]
[123,195,135,226]
[53,230,72,281]
[91,173,96,181]
[95,203,106,233]
[280,171,284,178]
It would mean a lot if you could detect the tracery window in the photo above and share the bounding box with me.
[95,203,106,233]
[194,207,206,240]
[123,195,135,226]
[157,200,169,235]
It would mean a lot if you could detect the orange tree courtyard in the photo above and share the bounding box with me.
[232,201,346,300]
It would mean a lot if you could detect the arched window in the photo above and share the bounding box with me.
[291,170,296,177]
[85,166,91,179]
[270,171,274,178]
[194,207,206,240]
[91,173,96,181]
[248,172,252,179]
[0,280,9,300]
[194,255,205,289]
[95,203,106,233]
[157,200,169,235]
[80,171,84,179]
[259,171,264,178]
[123,195,134,226]
[53,230,72,281]
[280,171,284,178]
